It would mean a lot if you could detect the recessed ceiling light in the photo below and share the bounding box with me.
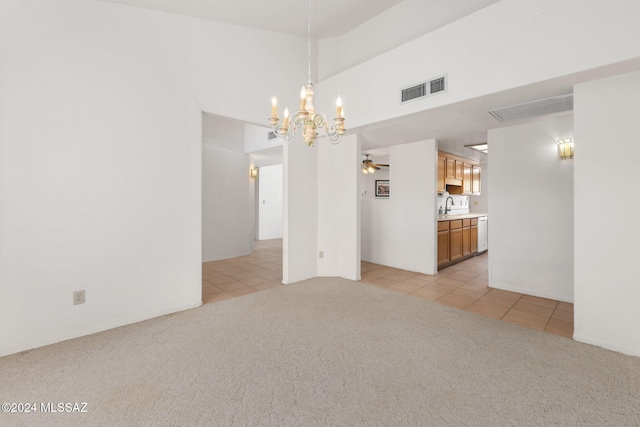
[465,143,488,154]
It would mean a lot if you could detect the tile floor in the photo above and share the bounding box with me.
[201,239,283,304]
[202,239,574,338]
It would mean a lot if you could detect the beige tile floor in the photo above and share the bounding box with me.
[202,239,574,338]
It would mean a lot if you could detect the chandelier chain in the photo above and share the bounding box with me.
[307,0,312,85]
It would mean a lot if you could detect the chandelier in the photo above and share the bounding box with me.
[268,0,345,147]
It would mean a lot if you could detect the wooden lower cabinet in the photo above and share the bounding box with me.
[462,219,471,257]
[470,218,478,254]
[449,220,463,262]
[438,217,479,270]
[437,230,450,268]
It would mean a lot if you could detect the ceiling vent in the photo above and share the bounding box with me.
[488,93,573,122]
[267,131,277,140]
[401,75,447,103]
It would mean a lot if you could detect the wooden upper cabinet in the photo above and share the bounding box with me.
[437,151,479,194]
[445,158,456,179]
[455,161,463,180]
[462,163,472,195]
[437,156,446,192]
[472,165,481,195]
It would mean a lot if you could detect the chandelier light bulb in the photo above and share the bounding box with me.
[283,107,290,129]
[271,97,277,118]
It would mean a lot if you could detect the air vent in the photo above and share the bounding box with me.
[401,75,447,103]
[402,83,427,102]
[267,131,277,140]
[430,77,445,94]
[488,93,573,122]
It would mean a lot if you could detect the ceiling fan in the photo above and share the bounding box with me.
[361,154,389,174]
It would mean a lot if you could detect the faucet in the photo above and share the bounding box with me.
[444,196,454,214]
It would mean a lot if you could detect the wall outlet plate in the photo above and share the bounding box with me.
[73,290,85,305]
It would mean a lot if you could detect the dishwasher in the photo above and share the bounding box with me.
[477,216,488,253]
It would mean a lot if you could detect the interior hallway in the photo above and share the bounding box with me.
[202,239,573,338]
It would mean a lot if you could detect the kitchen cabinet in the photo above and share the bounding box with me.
[449,220,463,262]
[470,218,478,253]
[438,216,481,270]
[462,219,471,257]
[462,163,472,195]
[437,156,446,192]
[437,221,450,268]
[437,152,481,195]
[472,166,481,195]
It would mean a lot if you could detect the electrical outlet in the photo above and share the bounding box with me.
[319,251,324,259]
[73,290,85,305]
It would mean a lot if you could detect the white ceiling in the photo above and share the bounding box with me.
[100,0,403,38]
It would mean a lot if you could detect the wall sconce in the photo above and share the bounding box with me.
[250,167,258,179]
[557,137,574,160]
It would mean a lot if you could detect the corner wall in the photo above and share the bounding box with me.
[573,70,640,356]
[488,116,574,302]
[361,140,437,274]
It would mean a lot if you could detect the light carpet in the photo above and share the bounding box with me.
[1,277,639,426]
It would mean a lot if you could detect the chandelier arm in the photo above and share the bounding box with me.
[312,112,342,144]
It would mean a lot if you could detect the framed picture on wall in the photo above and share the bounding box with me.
[375,180,389,197]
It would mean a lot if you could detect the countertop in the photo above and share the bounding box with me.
[437,213,488,222]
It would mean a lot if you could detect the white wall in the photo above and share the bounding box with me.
[315,0,640,130]
[573,70,640,356]
[317,0,499,81]
[202,143,253,261]
[361,169,390,199]
[361,140,438,274]
[244,123,281,154]
[258,164,283,241]
[488,115,574,302]
[0,0,304,356]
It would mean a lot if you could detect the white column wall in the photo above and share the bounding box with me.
[488,116,574,302]
[317,134,361,280]
[258,164,284,241]
[573,70,640,356]
[390,140,438,274]
[282,141,318,284]
[202,144,253,261]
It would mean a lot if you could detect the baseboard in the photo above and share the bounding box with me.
[0,301,202,358]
